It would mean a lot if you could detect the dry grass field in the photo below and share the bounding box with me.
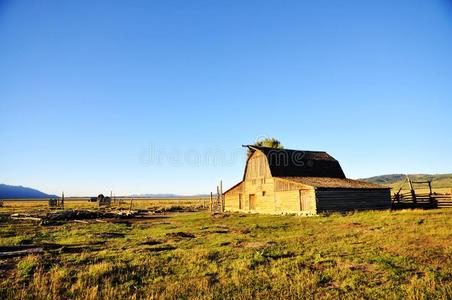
[0,198,209,214]
[0,199,451,299]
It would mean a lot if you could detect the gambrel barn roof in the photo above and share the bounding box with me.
[277,177,387,189]
[245,145,346,179]
[224,146,388,194]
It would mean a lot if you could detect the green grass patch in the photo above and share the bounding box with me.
[0,208,451,299]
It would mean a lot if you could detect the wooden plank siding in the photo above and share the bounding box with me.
[242,151,275,213]
[315,188,391,213]
[244,151,272,180]
[243,178,275,213]
[275,178,309,192]
[274,178,317,214]
[224,182,243,212]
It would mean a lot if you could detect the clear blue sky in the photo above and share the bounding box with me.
[1,0,451,196]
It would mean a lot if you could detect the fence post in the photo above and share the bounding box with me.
[220,180,224,212]
[210,192,213,213]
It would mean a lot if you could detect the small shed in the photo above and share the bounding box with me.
[96,194,111,207]
[224,146,391,215]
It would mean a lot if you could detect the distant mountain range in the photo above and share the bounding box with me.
[0,184,57,199]
[0,184,208,199]
[360,173,452,189]
[128,193,210,198]
[2,174,451,199]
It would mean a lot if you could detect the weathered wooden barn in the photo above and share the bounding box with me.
[224,146,391,214]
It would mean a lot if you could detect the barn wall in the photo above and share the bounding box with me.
[245,151,272,180]
[275,178,307,192]
[275,190,300,213]
[274,188,316,214]
[243,178,275,213]
[273,178,316,214]
[300,189,317,214]
[315,188,391,213]
[239,151,275,213]
[224,182,243,212]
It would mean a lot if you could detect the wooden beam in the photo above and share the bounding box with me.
[220,180,224,212]
[0,247,44,259]
[210,192,213,213]
[407,176,417,204]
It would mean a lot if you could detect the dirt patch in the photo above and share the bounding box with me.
[346,222,362,227]
[114,215,171,224]
[0,242,103,255]
[146,245,176,252]
[0,214,10,223]
[44,210,136,222]
[146,221,172,226]
[211,229,229,234]
[0,245,38,252]
[235,228,251,234]
[166,232,195,239]
[211,213,230,219]
[0,260,16,279]
[96,232,125,239]
[59,246,90,254]
[142,238,163,246]
[152,206,205,213]
[106,220,132,226]
[206,272,219,287]
[237,241,272,249]
[0,231,16,238]
[348,264,368,271]
[44,241,106,254]
[0,246,44,258]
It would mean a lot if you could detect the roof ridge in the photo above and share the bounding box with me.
[244,145,328,153]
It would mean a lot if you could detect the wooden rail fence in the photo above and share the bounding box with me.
[434,194,452,208]
[392,192,452,209]
[391,176,452,210]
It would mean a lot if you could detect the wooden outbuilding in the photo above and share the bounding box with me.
[224,146,391,215]
[96,194,112,207]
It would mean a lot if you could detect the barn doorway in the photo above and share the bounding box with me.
[249,194,256,210]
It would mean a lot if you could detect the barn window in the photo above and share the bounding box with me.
[238,194,243,209]
[262,191,266,196]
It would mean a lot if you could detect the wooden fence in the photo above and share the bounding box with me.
[392,192,452,209]
[434,194,452,208]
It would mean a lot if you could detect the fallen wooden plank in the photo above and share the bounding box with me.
[10,216,42,221]
[73,220,89,224]
[0,247,44,259]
